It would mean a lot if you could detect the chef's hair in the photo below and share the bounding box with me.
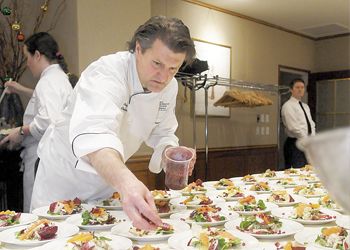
[128,16,195,66]
[290,78,305,89]
[24,32,78,87]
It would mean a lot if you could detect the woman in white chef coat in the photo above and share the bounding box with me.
[31,16,196,229]
[0,32,77,212]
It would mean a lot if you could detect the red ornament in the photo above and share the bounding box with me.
[17,32,25,42]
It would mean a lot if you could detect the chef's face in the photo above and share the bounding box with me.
[135,38,186,92]
[291,81,305,100]
[24,45,41,77]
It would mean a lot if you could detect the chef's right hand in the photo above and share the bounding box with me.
[118,173,162,230]
[5,80,24,94]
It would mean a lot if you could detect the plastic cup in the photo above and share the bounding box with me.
[164,146,194,190]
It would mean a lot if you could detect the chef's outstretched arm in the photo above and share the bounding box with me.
[4,80,34,97]
[87,147,162,230]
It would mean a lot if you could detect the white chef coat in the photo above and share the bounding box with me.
[21,64,73,212]
[31,51,179,209]
[281,96,316,139]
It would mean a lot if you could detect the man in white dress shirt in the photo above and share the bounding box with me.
[281,78,315,168]
[31,16,196,230]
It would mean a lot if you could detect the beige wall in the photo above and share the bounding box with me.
[76,0,151,72]
[315,36,350,72]
[149,0,315,151]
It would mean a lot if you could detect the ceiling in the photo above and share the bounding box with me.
[188,0,350,39]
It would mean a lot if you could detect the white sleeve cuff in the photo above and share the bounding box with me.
[29,122,44,141]
[148,141,178,174]
[72,133,125,163]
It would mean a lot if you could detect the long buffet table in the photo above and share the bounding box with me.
[1,167,349,250]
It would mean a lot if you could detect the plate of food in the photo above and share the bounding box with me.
[316,195,344,213]
[168,225,260,250]
[257,169,281,179]
[271,204,339,225]
[0,219,79,247]
[209,186,245,201]
[221,195,278,215]
[32,198,90,220]
[293,185,327,198]
[211,178,236,190]
[240,175,258,185]
[0,210,38,232]
[96,192,123,210]
[33,232,132,250]
[180,179,208,195]
[298,175,320,184]
[111,219,189,242]
[276,178,301,188]
[170,194,225,208]
[264,191,308,207]
[225,213,304,239]
[170,205,238,226]
[249,182,272,194]
[294,226,349,250]
[65,207,128,230]
[154,198,185,218]
[284,168,300,176]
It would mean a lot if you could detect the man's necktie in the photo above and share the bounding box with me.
[299,101,312,135]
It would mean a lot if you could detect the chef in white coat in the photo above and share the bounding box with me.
[1,32,77,212]
[31,16,196,229]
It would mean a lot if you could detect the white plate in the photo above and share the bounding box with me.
[207,189,246,202]
[219,201,278,215]
[153,190,181,201]
[203,180,238,190]
[32,204,92,220]
[170,196,225,208]
[294,188,327,198]
[65,210,129,230]
[0,213,38,232]
[225,218,304,239]
[258,193,309,207]
[271,207,339,225]
[308,197,345,213]
[169,209,239,227]
[158,205,186,218]
[0,221,79,247]
[94,199,123,210]
[168,229,260,249]
[111,219,190,242]
[336,214,350,230]
[32,233,132,250]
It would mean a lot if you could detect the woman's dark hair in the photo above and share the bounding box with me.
[290,78,305,89]
[128,16,196,66]
[24,32,78,87]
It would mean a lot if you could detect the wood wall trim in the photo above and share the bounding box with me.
[182,0,315,41]
[315,33,350,41]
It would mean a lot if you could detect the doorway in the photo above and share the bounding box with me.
[278,66,310,170]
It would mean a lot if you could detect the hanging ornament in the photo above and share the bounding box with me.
[41,2,48,12]
[11,21,21,31]
[17,32,25,42]
[1,6,12,15]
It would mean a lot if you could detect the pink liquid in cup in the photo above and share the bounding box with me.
[164,146,193,190]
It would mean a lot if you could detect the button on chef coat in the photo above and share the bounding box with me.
[32,52,179,209]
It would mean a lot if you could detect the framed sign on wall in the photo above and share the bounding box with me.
[193,39,231,117]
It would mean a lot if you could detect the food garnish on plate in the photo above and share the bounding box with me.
[48,197,83,215]
[315,226,349,250]
[241,174,256,183]
[276,178,297,187]
[0,210,21,227]
[81,208,119,225]
[268,191,295,204]
[260,169,277,178]
[250,182,271,192]
[293,185,323,197]
[238,213,283,235]
[188,205,226,223]
[220,186,244,200]
[188,227,243,249]
[101,192,122,206]
[181,179,206,194]
[229,195,266,212]
[133,244,160,250]
[16,219,57,241]
[291,203,333,221]
[151,190,170,200]
[129,223,174,237]
[213,178,235,189]
[319,195,342,210]
[64,232,112,250]
[284,168,299,175]
[282,241,306,250]
[181,194,213,206]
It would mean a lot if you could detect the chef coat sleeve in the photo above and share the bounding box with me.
[29,78,71,141]
[145,84,179,173]
[282,103,306,138]
[69,62,128,173]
